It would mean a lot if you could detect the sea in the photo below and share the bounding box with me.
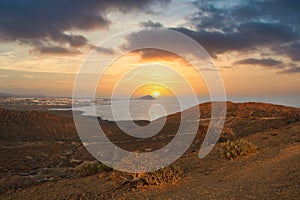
[51,95,300,121]
[71,97,203,121]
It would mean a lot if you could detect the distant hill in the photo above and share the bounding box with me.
[135,95,155,100]
[0,93,45,98]
[166,101,300,137]
[0,93,14,97]
[0,101,299,142]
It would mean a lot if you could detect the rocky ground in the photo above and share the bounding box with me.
[0,102,299,199]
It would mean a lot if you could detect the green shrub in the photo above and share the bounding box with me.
[75,161,99,177]
[75,161,112,177]
[97,162,113,172]
[220,139,257,160]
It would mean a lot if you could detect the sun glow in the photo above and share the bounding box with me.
[96,49,209,98]
[152,91,160,98]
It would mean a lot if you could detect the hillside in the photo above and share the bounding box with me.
[0,102,299,199]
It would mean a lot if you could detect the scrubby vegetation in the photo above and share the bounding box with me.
[112,165,183,188]
[110,152,183,188]
[75,161,99,177]
[220,139,257,160]
[219,127,236,142]
[75,158,183,188]
[97,162,113,172]
[75,161,112,177]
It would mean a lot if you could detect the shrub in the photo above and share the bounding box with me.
[75,161,112,177]
[219,127,236,142]
[112,165,183,188]
[139,165,183,187]
[220,139,257,160]
[97,162,113,172]
[75,161,99,177]
[111,152,183,188]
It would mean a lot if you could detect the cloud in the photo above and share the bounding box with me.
[173,0,300,59]
[94,47,115,55]
[136,48,178,59]
[273,41,300,61]
[120,28,211,63]
[234,58,284,68]
[124,20,298,59]
[170,21,297,58]
[0,0,170,54]
[281,66,300,73]
[234,58,300,73]
[140,20,163,28]
[30,46,81,55]
[120,0,300,75]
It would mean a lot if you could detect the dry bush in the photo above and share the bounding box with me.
[220,139,257,160]
[111,152,183,188]
[112,165,183,188]
[138,165,183,187]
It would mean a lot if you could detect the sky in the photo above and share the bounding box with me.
[0,0,299,106]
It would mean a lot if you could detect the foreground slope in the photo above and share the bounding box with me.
[0,102,299,199]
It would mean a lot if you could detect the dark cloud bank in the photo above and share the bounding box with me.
[0,0,299,73]
[133,0,300,73]
[0,0,170,55]
[234,58,284,68]
[178,0,300,73]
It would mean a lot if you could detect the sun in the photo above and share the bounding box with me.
[152,91,160,98]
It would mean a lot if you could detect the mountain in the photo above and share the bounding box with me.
[136,95,155,100]
[0,93,14,97]
[0,93,45,98]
